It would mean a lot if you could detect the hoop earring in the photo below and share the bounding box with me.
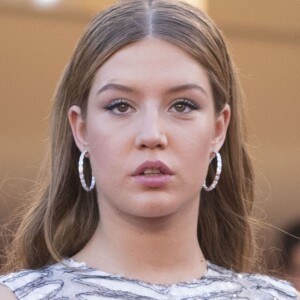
[78,150,95,192]
[203,152,222,192]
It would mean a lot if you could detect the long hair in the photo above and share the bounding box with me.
[2,0,256,273]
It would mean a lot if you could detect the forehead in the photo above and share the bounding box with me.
[90,37,211,94]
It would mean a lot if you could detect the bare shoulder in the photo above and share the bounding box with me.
[0,284,16,299]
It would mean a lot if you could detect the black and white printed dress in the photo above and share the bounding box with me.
[0,258,298,299]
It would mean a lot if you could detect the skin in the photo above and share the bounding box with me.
[67,37,230,284]
[0,287,15,300]
[70,37,231,284]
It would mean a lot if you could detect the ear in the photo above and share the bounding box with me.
[211,104,231,152]
[68,105,88,152]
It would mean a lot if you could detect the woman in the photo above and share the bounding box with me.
[0,0,298,298]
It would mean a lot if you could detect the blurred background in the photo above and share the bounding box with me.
[0,0,299,275]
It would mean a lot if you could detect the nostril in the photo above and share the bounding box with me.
[135,132,168,149]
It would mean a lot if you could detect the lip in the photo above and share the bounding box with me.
[132,160,174,176]
[132,160,174,188]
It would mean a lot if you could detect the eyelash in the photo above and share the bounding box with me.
[104,99,132,112]
[104,99,133,114]
[171,99,200,112]
[103,98,199,114]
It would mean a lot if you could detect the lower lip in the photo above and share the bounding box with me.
[133,175,172,188]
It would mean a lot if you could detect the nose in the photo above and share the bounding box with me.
[135,110,168,149]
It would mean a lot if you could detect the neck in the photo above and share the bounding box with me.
[74,199,206,285]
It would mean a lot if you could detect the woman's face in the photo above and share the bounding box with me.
[69,37,230,219]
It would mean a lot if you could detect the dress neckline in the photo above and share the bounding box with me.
[62,257,211,287]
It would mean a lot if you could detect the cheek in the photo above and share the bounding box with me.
[87,126,131,182]
[173,122,213,157]
[184,139,211,178]
[188,125,214,162]
[172,126,213,186]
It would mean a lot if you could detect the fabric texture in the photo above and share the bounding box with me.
[0,258,298,299]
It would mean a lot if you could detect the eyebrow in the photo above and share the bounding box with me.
[97,83,135,95]
[167,84,208,96]
[96,83,207,96]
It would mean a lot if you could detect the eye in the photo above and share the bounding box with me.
[104,99,135,114]
[170,99,199,113]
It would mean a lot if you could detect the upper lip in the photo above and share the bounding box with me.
[132,160,174,176]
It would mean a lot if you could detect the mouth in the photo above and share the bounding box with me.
[132,160,174,176]
[132,160,174,188]
[142,169,163,176]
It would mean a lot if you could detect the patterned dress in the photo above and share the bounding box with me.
[0,258,298,299]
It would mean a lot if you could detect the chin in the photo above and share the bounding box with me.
[123,197,184,219]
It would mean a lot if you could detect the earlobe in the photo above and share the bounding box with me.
[68,105,88,152]
[211,104,231,151]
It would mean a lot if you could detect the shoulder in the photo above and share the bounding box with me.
[242,272,298,298]
[0,262,68,299]
[207,262,298,299]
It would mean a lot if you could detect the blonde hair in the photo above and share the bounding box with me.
[2,0,257,273]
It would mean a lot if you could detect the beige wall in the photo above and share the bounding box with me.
[208,1,300,267]
[0,0,299,258]
[0,6,89,222]
[209,0,300,229]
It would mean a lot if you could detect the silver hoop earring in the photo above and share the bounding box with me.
[78,150,95,192]
[203,152,222,192]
